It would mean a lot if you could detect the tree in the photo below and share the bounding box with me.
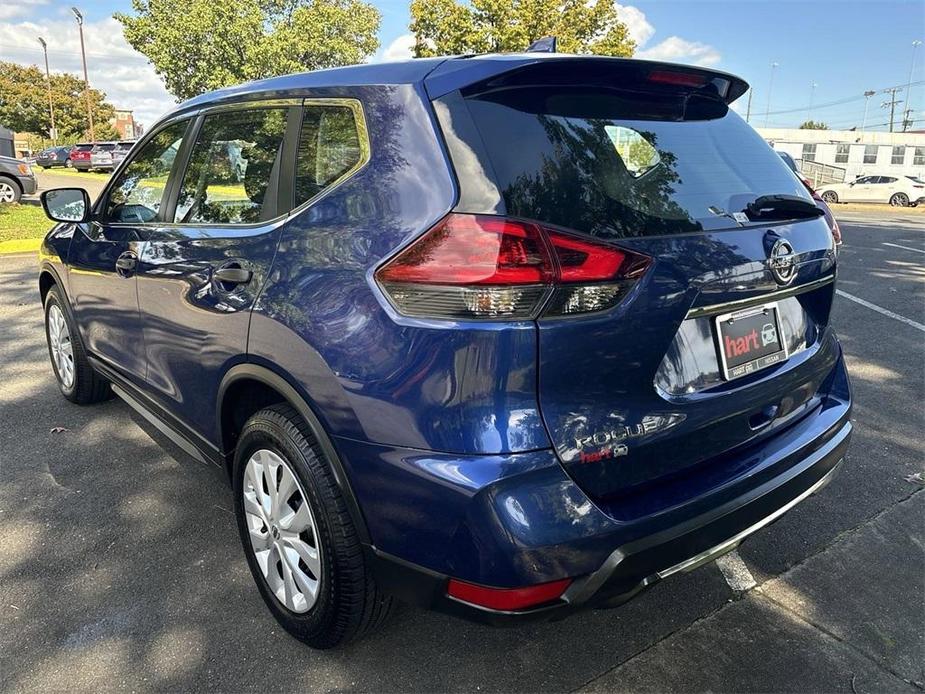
[116,0,381,101]
[409,0,636,58]
[0,61,116,143]
[799,120,828,130]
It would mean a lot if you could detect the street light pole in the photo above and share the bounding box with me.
[37,37,57,145]
[71,6,95,141]
[902,40,922,132]
[764,61,779,127]
[861,90,876,131]
[808,82,818,123]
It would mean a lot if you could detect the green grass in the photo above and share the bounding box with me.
[36,167,108,182]
[0,203,52,245]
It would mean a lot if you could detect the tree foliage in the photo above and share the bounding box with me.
[799,120,828,130]
[409,0,636,58]
[0,61,117,143]
[116,0,381,101]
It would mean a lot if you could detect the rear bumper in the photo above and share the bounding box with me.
[349,342,852,624]
[368,411,850,624]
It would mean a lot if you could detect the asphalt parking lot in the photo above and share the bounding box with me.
[1,208,922,693]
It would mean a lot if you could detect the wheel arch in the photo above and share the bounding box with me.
[0,173,22,194]
[216,363,372,545]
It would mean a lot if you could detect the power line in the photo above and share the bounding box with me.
[761,79,925,116]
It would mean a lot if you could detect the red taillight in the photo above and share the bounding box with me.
[830,217,842,245]
[647,70,708,88]
[375,214,650,320]
[447,577,572,611]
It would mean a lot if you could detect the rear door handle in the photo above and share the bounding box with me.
[213,266,253,286]
[115,251,137,277]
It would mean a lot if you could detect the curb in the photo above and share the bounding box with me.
[0,238,42,255]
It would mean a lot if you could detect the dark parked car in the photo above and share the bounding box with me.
[37,54,851,649]
[69,143,94,171]
[35,145,75,169]
[110,141,136,170]
[0,155,37,203]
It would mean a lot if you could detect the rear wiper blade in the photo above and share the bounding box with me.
[744,194,824,220]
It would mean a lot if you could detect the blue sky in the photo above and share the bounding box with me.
[1,0,922,131]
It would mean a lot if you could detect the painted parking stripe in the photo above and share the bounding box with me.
[836,290,925,332]
[715,550,757,592]
[882,242,925,254]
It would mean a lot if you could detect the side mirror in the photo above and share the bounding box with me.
[41,188,91,223]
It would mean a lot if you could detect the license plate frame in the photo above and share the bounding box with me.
[714,302,788,381]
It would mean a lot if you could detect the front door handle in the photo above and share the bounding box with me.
[213,266,253,286]
[115,251,137,277]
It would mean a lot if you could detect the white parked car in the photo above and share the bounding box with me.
[818,175,925,207]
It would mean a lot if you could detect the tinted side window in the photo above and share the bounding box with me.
[105,120,189,223]
[295,104,363,205]
[174,108,287,225]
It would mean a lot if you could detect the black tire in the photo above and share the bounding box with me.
[233,404,393,649]
[43,285,110,404]
[0,175,21,203]
[890,192,909,207]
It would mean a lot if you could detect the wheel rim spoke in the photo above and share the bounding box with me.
[47,305,74,388]
[243,448,321,613]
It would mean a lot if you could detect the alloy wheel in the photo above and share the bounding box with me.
[0,181,15,203]
[890,193,909,207]
[48,304,75,388]
[822,191,837,204]
[243,449,322,613]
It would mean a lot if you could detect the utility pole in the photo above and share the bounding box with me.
[764,61,779,127]
[745,88,753,123]
[902,108,915,132]
[71,6,95,141]
[861,90,876,131]
[902,40,922,132]
[37,37,56,145]
[881,87,903,133]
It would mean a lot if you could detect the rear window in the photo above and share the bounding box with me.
[460,86,807,238]
[74,144,93,152]
[93,144,117,151]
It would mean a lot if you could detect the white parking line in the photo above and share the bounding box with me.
[836,290,925,332]
[882,242,925,254]
[715,550,757,592]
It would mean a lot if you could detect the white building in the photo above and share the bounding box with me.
[756,127,925,186]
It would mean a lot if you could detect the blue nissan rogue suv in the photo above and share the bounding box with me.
[38,53,852,648]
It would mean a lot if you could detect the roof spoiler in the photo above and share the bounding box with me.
[424,55,750,105]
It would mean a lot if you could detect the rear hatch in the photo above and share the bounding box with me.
[431,58,839,511]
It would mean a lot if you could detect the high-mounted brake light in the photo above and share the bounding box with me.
[375,214,651,320]
[647,70,709,88]
[447,577,572,611]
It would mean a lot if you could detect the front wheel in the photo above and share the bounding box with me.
[821,190,838,204]
[233,405,393,649]
[890,192,909,207]
[64,158,73,168]
[44,286,110,404]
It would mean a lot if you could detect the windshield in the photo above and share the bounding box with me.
[906,176,924,183]
[463,86,808,238]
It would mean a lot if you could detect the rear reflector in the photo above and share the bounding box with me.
[447,577,572,611]
[376,214,651,320]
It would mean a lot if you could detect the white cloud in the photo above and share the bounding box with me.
[381,33,415,62]
[615,3,655,47]
[637,36,722,67]
[0,0,48,21]
[0,16,175,129]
